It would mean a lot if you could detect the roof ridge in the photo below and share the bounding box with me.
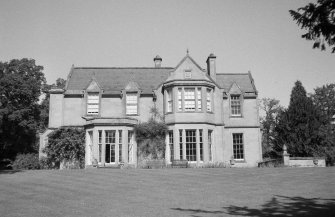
[74,67,174,69]
[217,73,249,75]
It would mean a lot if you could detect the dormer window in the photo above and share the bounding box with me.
[87,93,100,115]
[126,93,138,115]
[231,95,241,116]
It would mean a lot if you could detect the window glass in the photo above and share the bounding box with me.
[208,130,213,162]
[169,131,174,162]
[179,130,183,159]
[105,130,116,163]
[128,131,133,163]
[185,130,196,161]
[197,88,202,111]
[118,130,122,162]
[233,133,244,160]
[87,93,99,115]
[207,89,212,112]
[231,95,241,116]
[199,130,203,161]
[126,93,138,115]
[98,131,102,163]
[178,88,182,111]
[167,89,173,113]
[184,88,195,111]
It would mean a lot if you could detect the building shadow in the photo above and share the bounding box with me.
[171,195,335,217]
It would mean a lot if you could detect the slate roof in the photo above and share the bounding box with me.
[66,67,173,94]
[65,67,257,94]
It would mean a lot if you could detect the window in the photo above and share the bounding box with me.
[233,133,244,160]
[178,88,182,111]
[197,88,202,111]
[184,88,195,111]
[98,131,102,163]
[169,131,174,162]
[87,93,99,115]
[126,93,138,115]
[167,89,173,113]
[231,95,241,116]
[199,130,203,161]
[118,130,122,162]
[179,130,183,159]
[186,130,196,161]
[207,89,212,112]
[208,130,213,162]
[128,131,133,163]
[105,130,116,163]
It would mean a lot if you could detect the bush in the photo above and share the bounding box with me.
[11,153,40,170]
[44,127,85,169]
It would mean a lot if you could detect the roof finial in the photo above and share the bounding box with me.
[186,48,189,55]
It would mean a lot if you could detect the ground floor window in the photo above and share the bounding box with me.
[98,131,102,163]
[233,133,244,160]
[105,130,116,163]
[128,131,134,163]
[186,130,196,161]
[179,130,183,159]
[208,130,213,162]
[118,130,122,162]
[199,130,203,161]
[169,131,174,162]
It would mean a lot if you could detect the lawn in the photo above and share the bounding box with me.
[0,167,334,217]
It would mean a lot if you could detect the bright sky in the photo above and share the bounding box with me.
[1,0,334,107]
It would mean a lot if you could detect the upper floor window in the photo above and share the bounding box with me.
[178,88,182,111]
[126,93,138,115]
[87,93,99,115]
[207,89,212,112]
[231,95,241,116]
[184,88,195,111]
[167,89,173,113]
[197,88,202,111]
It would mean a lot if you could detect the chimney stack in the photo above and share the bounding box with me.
[206,53,216,81]
[154,55,162,68]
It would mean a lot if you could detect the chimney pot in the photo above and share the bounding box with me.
[154,55,162,68]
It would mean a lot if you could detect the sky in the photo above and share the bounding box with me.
[1,0,334,107]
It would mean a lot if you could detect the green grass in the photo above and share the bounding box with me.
[0,167,334,217]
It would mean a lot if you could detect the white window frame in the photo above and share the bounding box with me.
[231,95,242,116]
[232,133,244,161]
[167,89,173,113]
[87,92,100,115]
[126,92,138,115]
[206,89,212,112]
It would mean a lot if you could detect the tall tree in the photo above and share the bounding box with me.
[0,59,46,160]
[39,78,66,132]
[274,81,323,157]
[259,98,283,158]
[310,83,335,122]
[289,0,335,52]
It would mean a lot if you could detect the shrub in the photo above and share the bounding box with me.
[11,153,40,170]
[44,127,85,169]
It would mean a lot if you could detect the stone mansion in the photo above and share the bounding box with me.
[39,53,262,167]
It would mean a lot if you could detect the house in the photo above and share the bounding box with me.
[39,53,262,167]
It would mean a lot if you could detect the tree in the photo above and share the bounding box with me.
[0,59,46,160]
[310,83,335,122]
[274,81,324,157]
[259,98,283,158]
[39,78,66,132]
[289,0,335,53]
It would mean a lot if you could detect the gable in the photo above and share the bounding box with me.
[228,82,242,95]
[86,79,101,92]
[165,55,210,82]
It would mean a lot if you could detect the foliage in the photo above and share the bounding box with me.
[44,127,85,168]
[310,83,335,122]
[11,153,40,170]
[134,118,168,160]
[0,58,46,161]
[39,78,66,132]
[274,81,335,164]
[289,0,335,52]
[259,98,283,158]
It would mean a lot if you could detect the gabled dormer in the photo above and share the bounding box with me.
[123,81,140,116]
[228,82,243,117]
[85,76,102,116]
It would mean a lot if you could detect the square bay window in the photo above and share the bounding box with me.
[126,93,138,115]
[231,95,241,116]
[185,130,196,161]
[87,93,99,115]
[233,133,244,160]
[105,130,116,163]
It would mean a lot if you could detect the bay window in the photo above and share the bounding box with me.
[206,89,212,112]
[184,88,195,111]
[167,89,173,113]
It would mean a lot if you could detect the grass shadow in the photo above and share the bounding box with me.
[172,195,335,217]
[0,170,23,175]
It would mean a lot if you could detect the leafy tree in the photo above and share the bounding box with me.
[259,98,283,158]
[310,83,335,122]
[44,127,85,169]
[274,81,324,157]
[39,78,66,132]
[0,58,46,160]
[289,0,335,52]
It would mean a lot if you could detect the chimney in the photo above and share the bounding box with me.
[154,55,162,68]
[206,53,216,81]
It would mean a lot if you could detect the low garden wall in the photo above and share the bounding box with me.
[287,157,326,167]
